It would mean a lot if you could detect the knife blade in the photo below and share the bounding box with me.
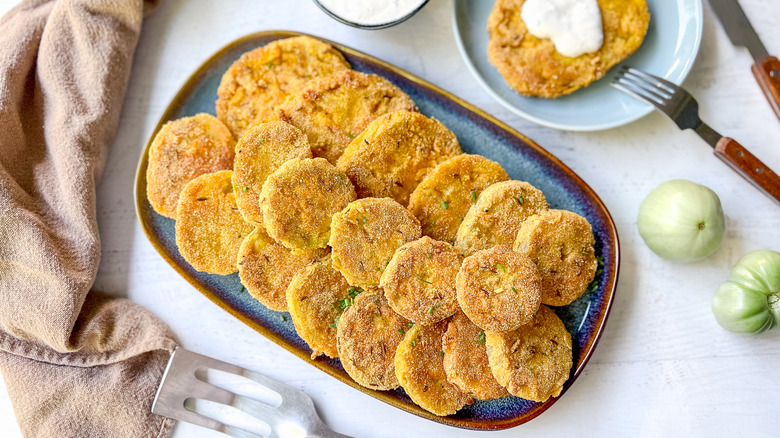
[709,0,780,121]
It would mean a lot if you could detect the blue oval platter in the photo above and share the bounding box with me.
[134,31,621,430]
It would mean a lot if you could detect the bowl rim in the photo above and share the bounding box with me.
[311,0,430,30]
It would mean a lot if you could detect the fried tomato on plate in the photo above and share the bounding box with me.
[277,69,418,165]
[175,170,254,275]
[146,113,235,219]
[408,154,509,243]
[216,36,350,137]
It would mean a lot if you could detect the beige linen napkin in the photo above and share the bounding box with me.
[0,0,178,436]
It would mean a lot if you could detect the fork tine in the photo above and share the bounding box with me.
[243,369,298,396]
[180,401,266,438]
[185,350,293,402]
[613,77,666,105]
[623,67,678,94]
[160,400,232,434]
[611,80,666,110]
[620,71,674,101]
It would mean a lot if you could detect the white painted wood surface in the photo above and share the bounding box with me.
[1,0,779,437]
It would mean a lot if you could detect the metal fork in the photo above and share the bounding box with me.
[611,66,780,205]
[152,347,353,438]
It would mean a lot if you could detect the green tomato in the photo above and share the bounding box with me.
[637,179,725,262]
[712,249,780,334]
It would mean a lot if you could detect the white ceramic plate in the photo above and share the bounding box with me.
[452,0,703,131]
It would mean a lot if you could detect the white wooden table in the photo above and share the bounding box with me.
[2,1,779,436]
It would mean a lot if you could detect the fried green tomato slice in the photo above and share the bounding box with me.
[455,180,549,257]
[513,209,597,306]
[237,226,328,311]
[277,69,418,165]
[456,245,541,333]
[380,236,463,325]
[337,111,462,206]
[146,113,235,219]
[395,319,472,416]
[260,158,356,250]
[487,0,650,98]
[336,288,409,390]
[286,257,353,359]
[408,154,509,243]
[329,197,422,288]
[175,170,254,275]
[216,36,350,138]
[232,121,312,226]
[485,305,573,402]
[442,311,508,401]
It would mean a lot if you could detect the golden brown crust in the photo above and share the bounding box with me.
[216,36,350,138]
[513,209,597,306]
[337,111,462,206]
[237,227,329,311]
[487,0,650,98]
[232,121,312,226]
[395,320,472,416]
[456,245,541,333]
[277,70,418,165]
[442,311,509,400]
[455,180,548,257]
[175,170,254,275]
[380,236,463,325]
[408,154,509,243]
[329,198,422,288]
[286,257,352,359]
[146,113,235,219]
[336,289,409,390]
[260,158,356,250]
[485,305,572,402]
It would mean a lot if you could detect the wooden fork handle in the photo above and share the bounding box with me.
[751,56,780,122]
[714,137,780,205]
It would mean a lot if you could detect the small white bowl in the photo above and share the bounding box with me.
[312,0,429,30]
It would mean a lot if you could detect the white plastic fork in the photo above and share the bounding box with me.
[152,347,353,438]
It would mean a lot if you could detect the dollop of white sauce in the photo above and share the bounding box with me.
[520,0,604,58]
[317,0,427,26]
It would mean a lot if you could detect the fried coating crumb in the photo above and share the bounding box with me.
[277,69,418,164]
[216,36,350,138]
[456,245,541,333]
[232,121,312,225]
[395,319,473,416]
[337,111,462,206]
[237,226,328,311]
[260,158,356,250]
[408,154,509,243]
[442,311,509,400]
[175,170,254,275]
[380,236,462,325]
[337,288,409,390]
[286,257,352,359]
[485,305,572,402]
[513,209,597,306]
[455,180,548,257]
[146,113,235,219]
[329,197,421,288]
[487,0,650,98]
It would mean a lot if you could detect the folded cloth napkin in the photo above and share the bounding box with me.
[0,0,177,436]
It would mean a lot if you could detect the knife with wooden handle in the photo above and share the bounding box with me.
[709,0,780,121]
[713,137,780,204]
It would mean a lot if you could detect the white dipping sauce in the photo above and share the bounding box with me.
[520,0,604,58]
[317,0,426,26]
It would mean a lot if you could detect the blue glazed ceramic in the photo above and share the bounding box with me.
[135,31,620,430]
